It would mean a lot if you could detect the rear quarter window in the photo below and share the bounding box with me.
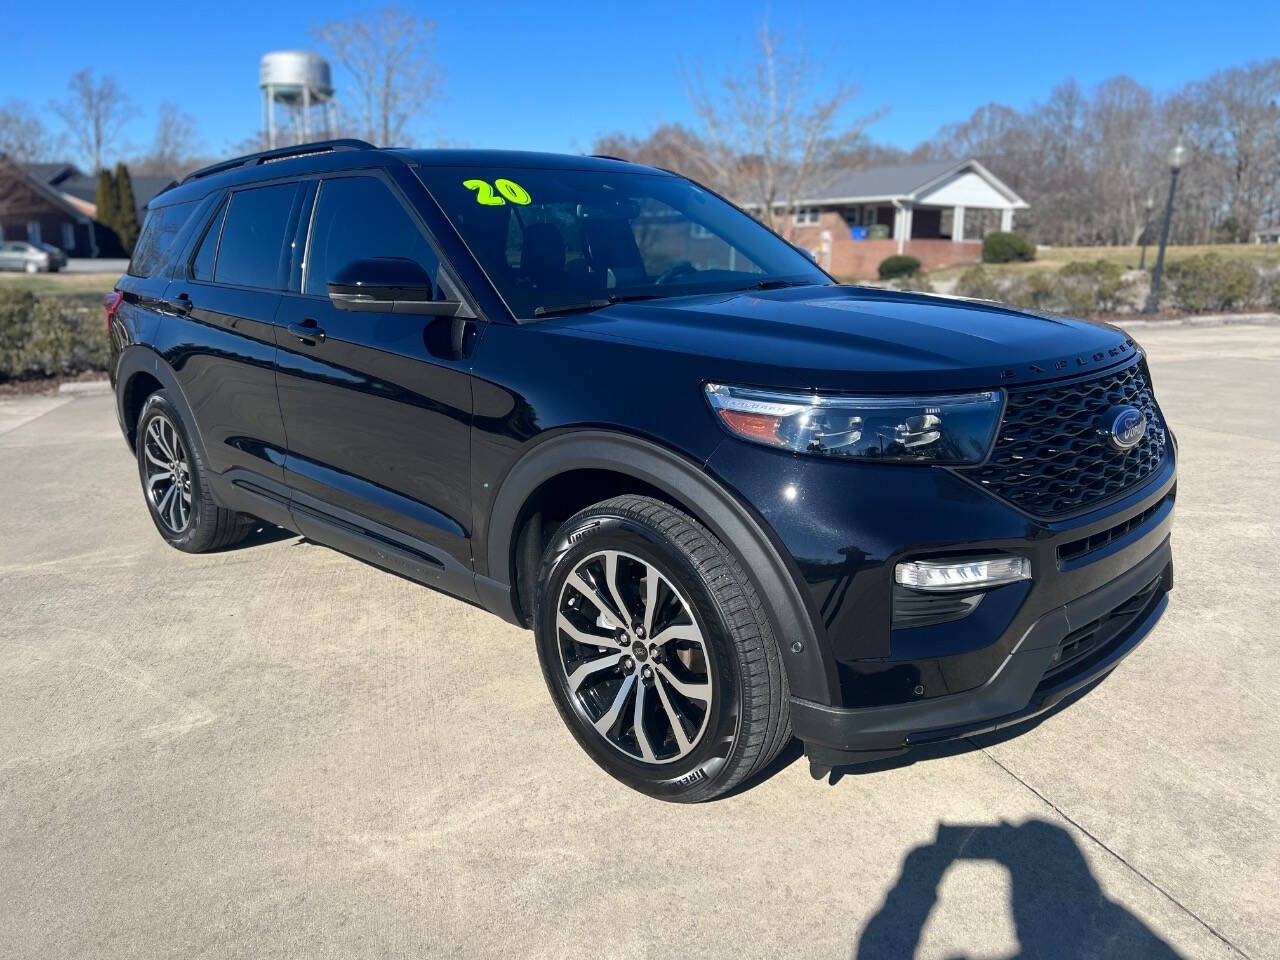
[128,201,197,278]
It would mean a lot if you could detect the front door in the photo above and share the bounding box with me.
[273,173,479,599]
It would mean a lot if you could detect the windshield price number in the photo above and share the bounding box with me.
[463,178,532,206]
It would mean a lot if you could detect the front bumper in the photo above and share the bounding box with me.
[790,535,1172,764]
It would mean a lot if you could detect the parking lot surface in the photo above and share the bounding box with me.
[1,324,1276,959]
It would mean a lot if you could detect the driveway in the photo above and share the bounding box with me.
[1,325,1276,959]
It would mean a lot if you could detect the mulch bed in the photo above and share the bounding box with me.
[0,371,107,397]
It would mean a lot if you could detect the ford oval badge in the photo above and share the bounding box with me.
[1102,405,1146,452]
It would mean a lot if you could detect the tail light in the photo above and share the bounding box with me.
[103,292,123,334]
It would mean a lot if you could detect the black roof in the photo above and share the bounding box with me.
[155,139,659,207]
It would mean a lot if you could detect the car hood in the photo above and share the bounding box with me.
[542,285,1137,391]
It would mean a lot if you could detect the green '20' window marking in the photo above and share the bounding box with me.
[463,178,532,206]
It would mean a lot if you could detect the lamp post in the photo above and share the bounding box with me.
[1144,139,1187,314]
[1138,191,1155,271]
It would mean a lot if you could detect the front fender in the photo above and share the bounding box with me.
[477,429,839,704]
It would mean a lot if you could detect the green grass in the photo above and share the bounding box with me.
[0,271,118,299]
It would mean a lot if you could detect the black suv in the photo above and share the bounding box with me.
[109,140,1175,801]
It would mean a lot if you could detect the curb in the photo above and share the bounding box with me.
[1118,312,1280,330]
[58,379,111,396]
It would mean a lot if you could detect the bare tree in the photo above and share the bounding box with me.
[133,102,206,179]
[312,6,440,147]
[592,124,714,178]
[50,69,135,172]
[924,59,1280,247]
[1171,60,1280,242]
[0,100,59,163]
[684,21,880,237]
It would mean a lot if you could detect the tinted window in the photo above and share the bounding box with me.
[128,201,196,278]
[304,177,439,296]
[190,199,227,281]
[214,183,299,289]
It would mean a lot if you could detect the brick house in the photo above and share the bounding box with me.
[780,158,1029,280]
[0,155,171,257]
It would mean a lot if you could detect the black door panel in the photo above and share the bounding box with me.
[156,282,286,482]
[274,305,475,570]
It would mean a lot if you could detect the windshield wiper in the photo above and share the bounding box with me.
[532,293,660,318]
[743,278,827,291]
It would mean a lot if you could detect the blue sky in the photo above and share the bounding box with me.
[7,0,1280,167]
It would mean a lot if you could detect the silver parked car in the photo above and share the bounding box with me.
[0,241,66,273]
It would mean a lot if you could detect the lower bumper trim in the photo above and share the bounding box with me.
[791,539,1172,761]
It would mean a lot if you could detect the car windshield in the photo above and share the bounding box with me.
[414,165,830,320]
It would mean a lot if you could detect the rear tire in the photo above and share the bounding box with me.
[135,392,255,553]
[533,495,791,802]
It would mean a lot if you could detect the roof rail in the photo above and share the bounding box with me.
[589,154,633,163]
[181,138,376,185]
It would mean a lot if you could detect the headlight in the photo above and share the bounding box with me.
[704,383,1003,463]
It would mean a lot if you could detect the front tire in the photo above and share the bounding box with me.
[533,495,791,802]
[135,392,254,552]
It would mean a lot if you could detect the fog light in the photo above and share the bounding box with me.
[894,556,1031,592]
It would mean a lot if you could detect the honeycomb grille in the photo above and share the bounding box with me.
[958,358,1168,518]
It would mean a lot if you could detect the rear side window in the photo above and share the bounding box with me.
[214,183,299,289]
[128,201,196,278]
[303,176,440,296]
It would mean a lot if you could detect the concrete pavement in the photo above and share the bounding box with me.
[1,325,1276,959]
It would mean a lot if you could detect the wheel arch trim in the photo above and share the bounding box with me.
[480,430,839,703]
[114,346,210,467]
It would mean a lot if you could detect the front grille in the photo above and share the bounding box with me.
[959,358,1168,518]
[1057,489,1175,564]
[1041,573,1164,683]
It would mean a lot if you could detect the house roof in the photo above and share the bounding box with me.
[22,162,80,186]
[21,162,174,218]
[0,155,93,223]
[801,157,1029,209]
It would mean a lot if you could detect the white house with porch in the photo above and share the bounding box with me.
[785,158,1030,279]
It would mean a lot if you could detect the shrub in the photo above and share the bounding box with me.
[0,289,110,381]
[953,266,1004,301]
[878,254,921,279]
[1165,254,1259,312]
[982,231,1035,263]
[1004,271,1062,312]
[1262,273,1280,309]
[1057,259,1130,313]
[890,273,935,294]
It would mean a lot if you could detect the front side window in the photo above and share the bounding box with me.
[213,183,300,289]
[128,200,197,278]
[414,166,829,319]
[304,176,441,297]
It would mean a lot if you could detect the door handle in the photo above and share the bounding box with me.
[167,292,192,317]
[288,320,326,344]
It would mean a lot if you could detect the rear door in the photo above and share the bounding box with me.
[273,172,479,598]
[156,181,306,515]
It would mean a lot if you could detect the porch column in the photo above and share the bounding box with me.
[1000,208,1014,232]
[896,202,913,255]
[953,205,965,243]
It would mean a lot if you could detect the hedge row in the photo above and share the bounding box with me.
[0,290,110,381]
[953,255,1280,315]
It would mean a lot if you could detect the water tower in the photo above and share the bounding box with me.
[259,51,337,148]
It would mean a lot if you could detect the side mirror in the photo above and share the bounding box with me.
[327,257,460,316]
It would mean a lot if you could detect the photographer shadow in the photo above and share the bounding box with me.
[855,818,1184,959]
